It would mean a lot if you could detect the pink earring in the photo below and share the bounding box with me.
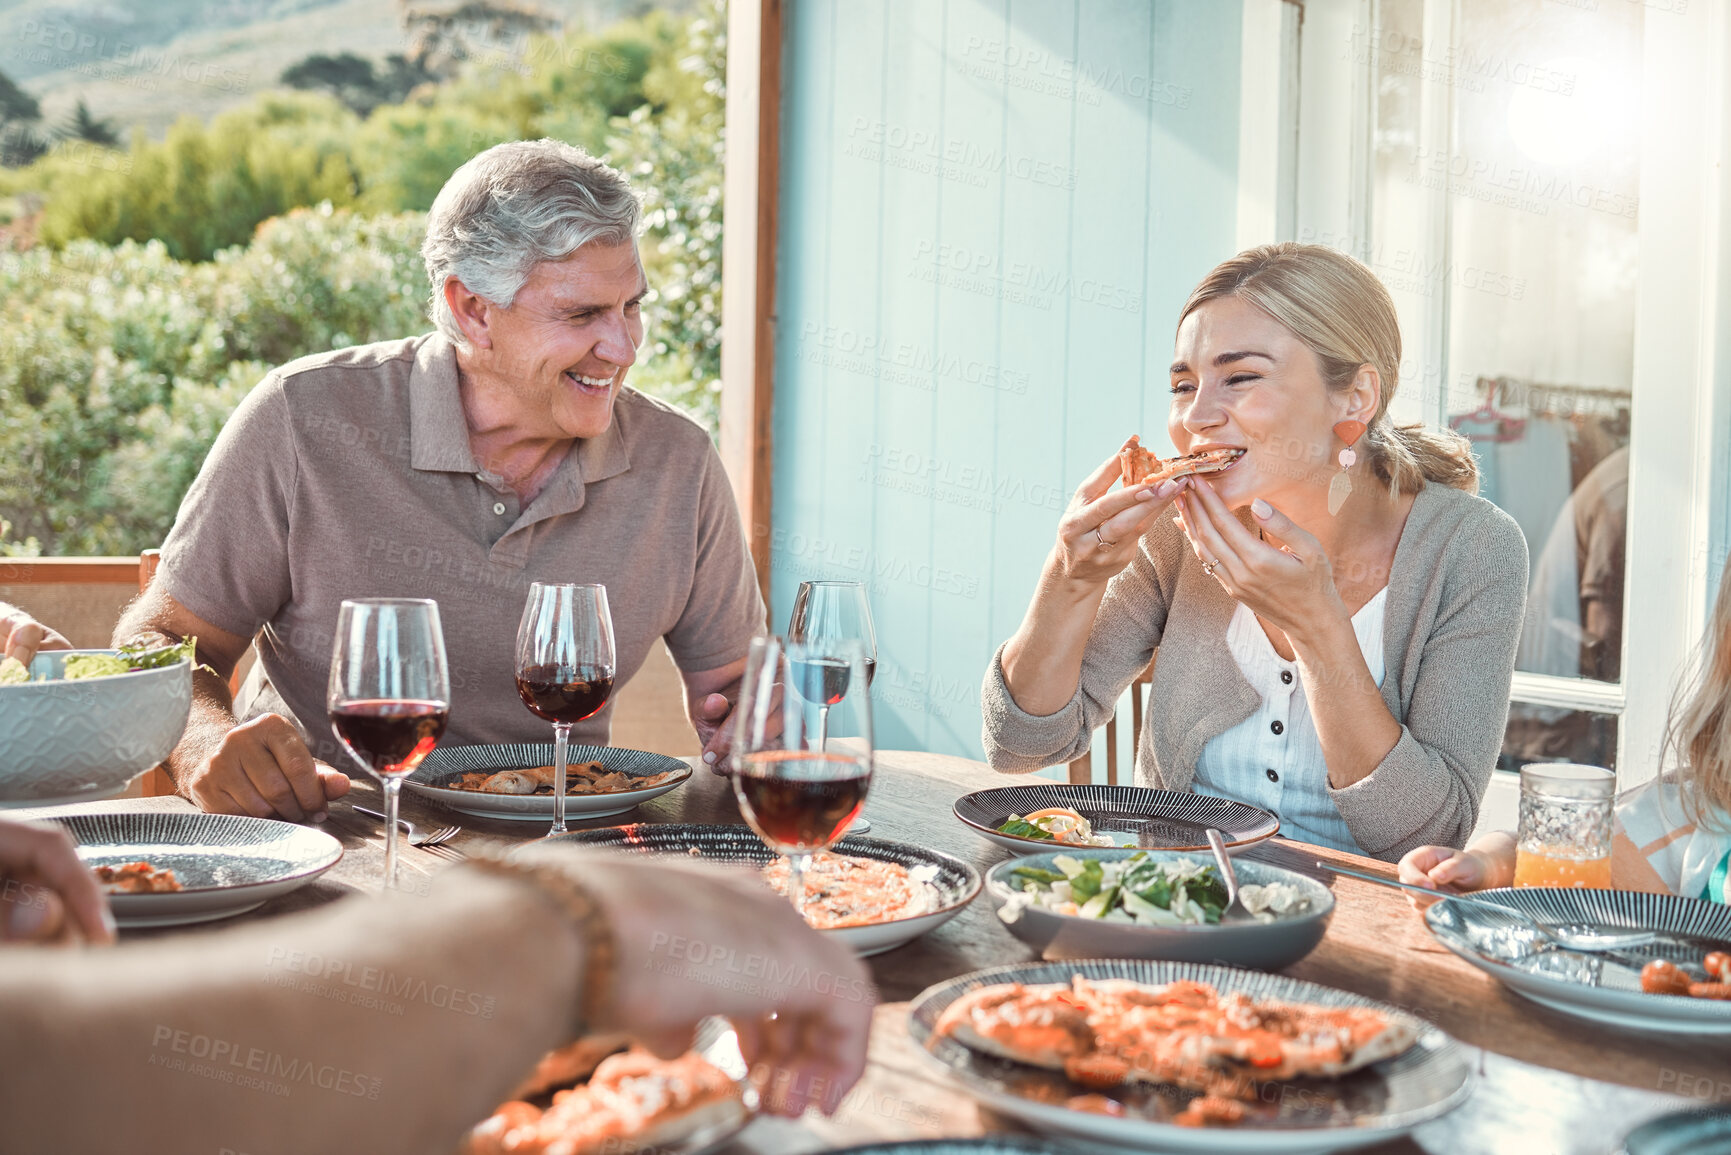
[1328,420,1366,516]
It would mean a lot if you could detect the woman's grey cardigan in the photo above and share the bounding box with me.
[981,483,1530,861]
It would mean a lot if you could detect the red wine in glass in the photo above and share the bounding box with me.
[515,664,614,724]
[330,699,448,775]
[327,598,450,891]
[515,583,616,836]
[735,750,871,851]
[787,582,877,833]
[729,636,873,918]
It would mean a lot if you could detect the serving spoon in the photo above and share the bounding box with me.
[1320,861,1677,952]
[1206,828,1256,923]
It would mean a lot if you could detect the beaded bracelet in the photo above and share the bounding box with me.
[469,853,618,1035]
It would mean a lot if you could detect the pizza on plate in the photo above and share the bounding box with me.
[934,975,1417,1116]
[447,763,680,796]
[1118,435,1245,488]
[760,851,935,928]
[465,1047,747,1155]
[93,861,183,894]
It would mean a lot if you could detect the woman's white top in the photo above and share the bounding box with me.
[1192,589,1389,855]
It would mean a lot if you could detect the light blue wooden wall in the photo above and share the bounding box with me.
[770,0,1243,760]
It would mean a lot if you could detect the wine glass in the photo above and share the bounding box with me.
[515,583,616,836]
[328,599,450,891]
[731,636,873,917]
[787,580,877,831]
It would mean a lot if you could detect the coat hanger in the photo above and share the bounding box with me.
[1450,377,1526,443]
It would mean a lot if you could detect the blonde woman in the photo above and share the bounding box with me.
[982,243,1529,862]
[1401,554,1731,903]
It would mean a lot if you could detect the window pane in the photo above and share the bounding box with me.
[1498,702,1618,774]
[1370,0,1640,684]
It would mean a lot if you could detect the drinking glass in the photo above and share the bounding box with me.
[516,583,616,836]
[787,580,877,832]
[730,636,873,917]
[1514,762,1615,889]
[328,599,450,891]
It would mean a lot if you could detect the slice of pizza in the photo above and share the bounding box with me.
[1117,435,1246,488]
[466,1048,747,1155]
[93,861,182,894]
[507,1033,632,1100]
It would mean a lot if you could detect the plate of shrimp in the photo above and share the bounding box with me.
[405,742,692,821]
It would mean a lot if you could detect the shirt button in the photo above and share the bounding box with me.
[1280,670,1293,685]
[1271,720,1285,736]
[1266,768,1279,783]
[493,502,507,515]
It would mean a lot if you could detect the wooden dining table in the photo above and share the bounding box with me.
[38,748,1728,1154]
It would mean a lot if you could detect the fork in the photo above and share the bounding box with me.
[1321,861,1673,952]
[352,806,461,850]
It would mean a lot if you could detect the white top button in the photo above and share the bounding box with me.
[493,502,507,515]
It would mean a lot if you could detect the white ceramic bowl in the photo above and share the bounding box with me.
[987,848,1334,970]
[0,650,192,806]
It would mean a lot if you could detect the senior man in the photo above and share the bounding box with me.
[115,140,763,821]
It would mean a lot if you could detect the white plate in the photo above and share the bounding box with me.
[548,824,982,957]
[405,742,692,821]
[1425,887,1731,1035]
[47,811,343,928]
[909,959,1472,1154]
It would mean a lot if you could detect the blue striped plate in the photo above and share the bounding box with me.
[405,743,691,821]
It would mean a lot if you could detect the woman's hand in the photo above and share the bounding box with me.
[545,851,876,1118]
[0,604,73,667]
[1173,482,1342,635]
[1054,449,1187,586]
[0,817,115,945]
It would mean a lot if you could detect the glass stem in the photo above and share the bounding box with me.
[383,777,403,891]
[786,851,812,918]
[815,704,830,752]
[550,722,571,836]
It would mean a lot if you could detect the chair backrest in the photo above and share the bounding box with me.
[1066,658,1155,785]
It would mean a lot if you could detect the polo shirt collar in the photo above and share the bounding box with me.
[409,331,635,495]
[409,332,479,473]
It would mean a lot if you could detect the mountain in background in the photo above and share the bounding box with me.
[0,0,685,136]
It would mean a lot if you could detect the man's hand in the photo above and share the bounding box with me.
[681,656,750,771]
[0,818,114,945]
[691,692,735,770]
[0,603,73,667]
[534,849,875,1117]
[183,714,350,822]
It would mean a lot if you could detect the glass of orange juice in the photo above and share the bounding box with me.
[1514,762,1615,888]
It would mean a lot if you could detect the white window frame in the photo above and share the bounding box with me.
[1257,0,1731,828]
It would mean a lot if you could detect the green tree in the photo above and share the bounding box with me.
[281,52,436,117]
[62,100,119,147]
[0,68,39,123]
[0,67,44,168]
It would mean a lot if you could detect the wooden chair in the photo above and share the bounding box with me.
[1067,659,1155,786]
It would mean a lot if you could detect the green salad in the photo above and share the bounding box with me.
[0,638,203,686]
[998,852,1313,926]
[1000,853,1230,926]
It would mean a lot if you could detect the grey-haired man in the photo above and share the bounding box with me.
[117,140,764,821]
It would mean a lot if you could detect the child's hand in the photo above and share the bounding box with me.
[1397,845,1491,909]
